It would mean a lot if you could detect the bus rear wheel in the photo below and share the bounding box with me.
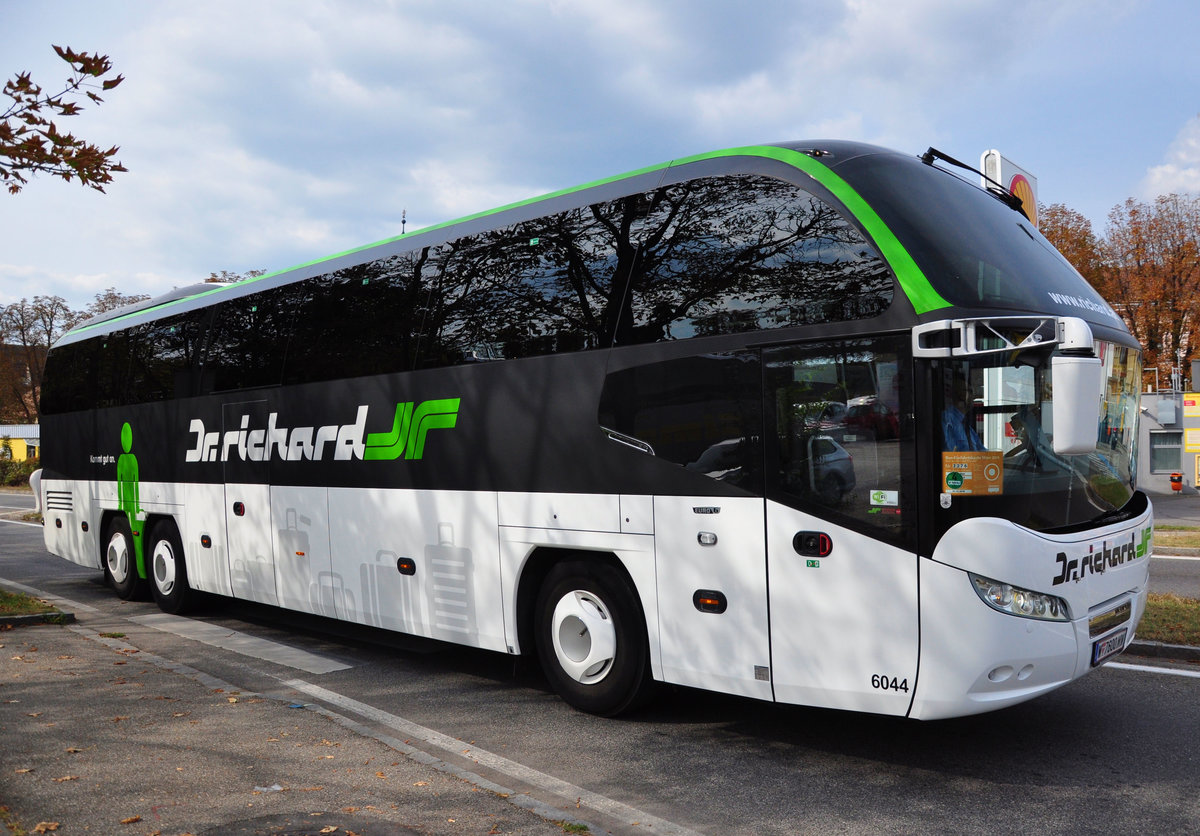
[534,559,652,716]
[148,520,194,615]
[103,517,144,600]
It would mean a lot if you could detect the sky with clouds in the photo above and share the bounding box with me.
[2,0,1198,310]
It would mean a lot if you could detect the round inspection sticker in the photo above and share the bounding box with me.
[945,471,964,490]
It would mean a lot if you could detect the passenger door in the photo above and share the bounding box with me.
[762,339,920,715]
[599,351,772,700]
[223,401,278,606]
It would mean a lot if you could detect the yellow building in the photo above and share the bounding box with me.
[0,425,40,461]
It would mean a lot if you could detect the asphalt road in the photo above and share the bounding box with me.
[1146,491,1200,526]
[4,497,1200,835]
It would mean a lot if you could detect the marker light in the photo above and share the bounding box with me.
[969,573,1070,622]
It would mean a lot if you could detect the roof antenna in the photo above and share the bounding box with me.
[401,208,407,235]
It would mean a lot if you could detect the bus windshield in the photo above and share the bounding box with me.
[932,339,1142,534]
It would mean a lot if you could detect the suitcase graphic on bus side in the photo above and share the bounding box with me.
[360,548,421,633]
[424,523,476,641]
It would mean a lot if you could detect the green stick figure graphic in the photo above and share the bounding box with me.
[116,422,146,579]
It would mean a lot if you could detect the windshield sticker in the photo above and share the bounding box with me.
[942,451,1003,495]
[870,490,898,506]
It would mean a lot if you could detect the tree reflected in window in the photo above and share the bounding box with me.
[414,175,892,365]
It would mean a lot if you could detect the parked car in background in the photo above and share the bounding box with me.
[846,395,899,440]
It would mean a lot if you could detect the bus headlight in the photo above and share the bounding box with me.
[969,573,1070,622]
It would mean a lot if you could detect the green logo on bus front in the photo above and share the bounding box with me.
[184,399,460,463]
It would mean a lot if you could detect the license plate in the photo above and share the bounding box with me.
[1091,628,1127,667]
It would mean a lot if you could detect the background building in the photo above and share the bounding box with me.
[1137,361,1200,494]
[0,424,39,461]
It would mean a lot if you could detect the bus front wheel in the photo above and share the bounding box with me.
[148,520,194,615]
[103,517,144,600]
[534,559,652,716]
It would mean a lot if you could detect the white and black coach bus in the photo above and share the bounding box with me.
[37,141,1151,719]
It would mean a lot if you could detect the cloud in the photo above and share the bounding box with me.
[1142,115,1200,197]
[0,0,1189,311]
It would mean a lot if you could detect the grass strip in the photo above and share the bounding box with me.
[0,589,57,616]
[1138,593,1200,646]
[1153,527,1200,549]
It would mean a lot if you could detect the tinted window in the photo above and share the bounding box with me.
[94,330,133,409]
[40,338,100,414]
[765,337,913,544]
[126,309,210,403]
[204,288,293,392]
[614,175,893,345]
[285,252,429,385]
[598,352,762,493]
[416,200,630,368]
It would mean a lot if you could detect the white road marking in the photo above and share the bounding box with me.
[284,678,701,836]
[129,612,352,674]
[0,518,42,528]
[1107,661,1200,679]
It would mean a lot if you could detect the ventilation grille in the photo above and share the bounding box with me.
[45,490,73,512]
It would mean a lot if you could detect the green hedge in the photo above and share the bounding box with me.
[0,457,39,487]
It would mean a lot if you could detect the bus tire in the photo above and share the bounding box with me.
[103,516,145,600]
[148,520,194,615]
[534,559,652,716]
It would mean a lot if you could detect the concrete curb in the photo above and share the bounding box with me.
[1127,639,1200,662]
[0,610,76,627]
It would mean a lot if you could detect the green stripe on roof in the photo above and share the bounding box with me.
[692,145,951,315]
[65,142,949,339]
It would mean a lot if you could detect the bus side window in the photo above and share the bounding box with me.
[125,309,210,404]
[285,253,428,385]
[414,202,624,368]
[613,175,893,346]
[204,288,293,393]
[764,338,913,545]
[598,352,763,495]
[40,338,101,414]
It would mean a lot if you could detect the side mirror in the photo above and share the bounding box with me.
[1051,353,1103,455]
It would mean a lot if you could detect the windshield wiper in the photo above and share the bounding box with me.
[919,147,1031,221]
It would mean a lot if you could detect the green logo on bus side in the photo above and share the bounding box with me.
[363,399,460,460]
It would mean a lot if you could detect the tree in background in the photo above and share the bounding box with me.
[82,286,150,318]
[0,276,261,421]
[1100,195,1200,390]
[1042,194,1200,392]
[0,289,149,422]
[0,295,75,421]
[1040,202,1104,286]
[1,45,126,194]
[206,269,267,283]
